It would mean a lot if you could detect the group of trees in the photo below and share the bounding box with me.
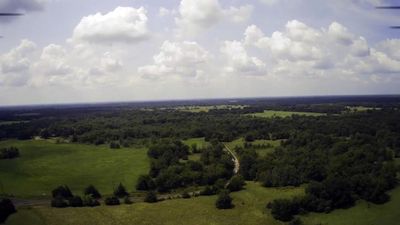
[0,147,20,159]
[51,185,101,208]
[0,198,16,223]
[137,140,235,193]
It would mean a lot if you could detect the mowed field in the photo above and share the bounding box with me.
[250,110,325,118]
[5,182,303,225]
[0,140,149,198]
[226,138,281,157]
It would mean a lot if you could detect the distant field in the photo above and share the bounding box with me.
[225,138,281,157]
[183,137,209,149]
[0,120,29,125]
[249,110,325,118]
[0,140,149,198]
[346,106,381,112]
[175,105,247,113]
[5,182,303,225]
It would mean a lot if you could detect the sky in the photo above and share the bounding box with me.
[0,0,399,105]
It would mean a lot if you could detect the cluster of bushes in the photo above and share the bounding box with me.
[0,147,20,159]
[0,198,16,223]
[137,140,234,193]
[51,185,101,208]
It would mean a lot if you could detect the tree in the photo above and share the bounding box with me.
[182,191,191,199]
[144,191,158,203]
[52,185,73,199]
[200,186,216,196]
[124,196,133,204]
[269,198,297,221]
[136,175,156,191]
[114,183,128,198]
[0,147,20,159]
[0,198,16,223]
[110,142,121,149]
[227,175,245,192]
[69,196,83,207]
[215,190,233,209]
[104,196,120,206]
[84,185,101,198]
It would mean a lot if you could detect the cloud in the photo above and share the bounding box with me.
[221,40,266,76]
[259,0,280,5]
[175,0,253,36]
[70,7,149,44]
[138,41,210,79]
[0,39,37,86]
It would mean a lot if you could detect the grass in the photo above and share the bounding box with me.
[0,140,149,198]
[175,105,247,113]
[225,138,281,157]
[183,138,209,149]
[301,186,400,225]
[345,106,381,113]
[250,110,325,118]
[6,182,303,225]
[0,121,29,125]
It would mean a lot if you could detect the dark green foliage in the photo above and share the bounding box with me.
[68,196,83,207]
[227,175,245,192]
[144,191,158,203]
[0,198,16,223]
[215,190,233,209]
[269,198,298,221]
[52,185,73,199]
[51,196,68,208]
[104,196,120,206]
[109,142,120,149]
[288,218,303,225]
[124,196,133,204]
[114,183,129,198]
[136,175,156,191]
[200,186,216,196]
[0,147,20,159]
[82,195,100,207]
[84,185,101,198]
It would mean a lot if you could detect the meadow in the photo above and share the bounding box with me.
[249,110,325,118]
[0,140,149,198]
[174,105,247,113]
[225,138,281,157]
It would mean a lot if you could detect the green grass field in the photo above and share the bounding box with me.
[250,110,325,118]
[183,137,209,149]
[175,105,247,113]
[5,182,303,225]
[0,140,149,198]
[225,138,281,157]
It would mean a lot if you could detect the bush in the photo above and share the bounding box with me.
[215,190,233,209]
[136,175,156,191]
[269,198,298,222]
[0,198,16,223]
[200,186,216,196]
[104,196,120,206]
[52,185,73,199]
[114,183,129,198]
[288,218,303,225]
[110,142,121,149]
[0,147,20,159]
[82,195,100,207]
[144,191,158,203]
[84,185,101,198]
[124,196,133,204]
[69,196,83,207]
[227,175,245,192]
[51,196,68,208]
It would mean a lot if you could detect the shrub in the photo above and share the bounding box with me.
[136,175,156,191]
[288,218,303,225]
[200,186,216,196]
[52,185,73,199]
[215,190,233,209]
[104,196,120,206]
[182,191,191,199]
[0,147,20,159]
[269,198,298,221]
[227,175,245,192]
[82,195,100,207]
[114,183,129,198]
[144,191,158,203]
[124,196,133,204]
[84,185,101,198]
[110,142,121,149]
[0,198,16,223]
[69,196,83,207]
[51,196,68,208]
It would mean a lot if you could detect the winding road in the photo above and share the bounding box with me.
[223,143,240,175]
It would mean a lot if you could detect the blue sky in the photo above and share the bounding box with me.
[0,0,399,105]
